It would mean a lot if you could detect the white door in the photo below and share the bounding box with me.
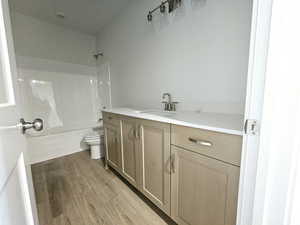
[0,0,41,224]
[242,1,300,225]
[236,0,274,225]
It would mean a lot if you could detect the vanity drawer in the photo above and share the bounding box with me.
[171,125,242,166]
[103,112,120,126]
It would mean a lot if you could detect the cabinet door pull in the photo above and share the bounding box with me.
[171,154,176,173]
[135,124,141,140]
[133,127,137,139]
[137,125,141,139]
[188,138,213,147]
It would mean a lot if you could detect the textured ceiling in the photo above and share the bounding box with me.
[10,0,130,34]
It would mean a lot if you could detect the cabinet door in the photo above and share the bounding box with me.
[120,117,139,187]
[104,123,122,172]
[171,146,240,225]
[137,119,171,215]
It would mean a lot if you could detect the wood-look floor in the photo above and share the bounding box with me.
[32,151,176,225]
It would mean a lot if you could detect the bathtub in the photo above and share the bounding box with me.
[27,127,97,164]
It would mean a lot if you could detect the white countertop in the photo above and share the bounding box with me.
[103,108,244,136]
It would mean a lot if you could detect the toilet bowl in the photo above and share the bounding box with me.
[84,129,104,159]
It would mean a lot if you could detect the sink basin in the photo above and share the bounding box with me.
[139,110,176,118]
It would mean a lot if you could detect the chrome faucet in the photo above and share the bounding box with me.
[162,93,178,111]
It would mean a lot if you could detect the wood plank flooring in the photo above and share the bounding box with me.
[31,151,176,225]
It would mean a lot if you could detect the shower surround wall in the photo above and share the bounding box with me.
[11,12,101,163]
[96,0,252,114]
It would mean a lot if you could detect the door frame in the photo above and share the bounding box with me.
[237,0,273,225]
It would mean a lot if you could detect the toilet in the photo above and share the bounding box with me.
[84,128,104,159]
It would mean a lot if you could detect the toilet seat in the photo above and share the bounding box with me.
[84,131,103,145]
[86,139,100,146]
[85,136,100,140]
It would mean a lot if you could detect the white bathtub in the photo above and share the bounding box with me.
[27,128,95,164]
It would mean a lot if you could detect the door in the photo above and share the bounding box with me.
[0,0,38,224]
[236,0,273,224]
[171,146,240,225]
[120,117,139,187]
[245,1,300,225]
[137,119,171,214]
[104,123,122,172]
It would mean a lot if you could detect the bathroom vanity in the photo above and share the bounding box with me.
[102,108,243,225]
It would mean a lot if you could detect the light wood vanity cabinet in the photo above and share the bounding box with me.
[103,112,242,225]
[104,112,171,214]
[171,125,242,225]
[171,145,240,225]
[120,116,140,187]
[171,125,242,166]
[104,122,122,173]
[103,112,120,126]
[137,119,171,214]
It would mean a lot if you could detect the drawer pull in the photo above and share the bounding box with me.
[188,138,213,147]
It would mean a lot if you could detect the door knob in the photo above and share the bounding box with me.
[20,118,44,134]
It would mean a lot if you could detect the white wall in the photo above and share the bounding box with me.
[97,0,252,114]
[11,12,96,67]
[10,12,101,163]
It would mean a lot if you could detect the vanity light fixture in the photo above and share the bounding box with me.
[147,0,182,22]
[147,12,153,22]
[160,3,166,13]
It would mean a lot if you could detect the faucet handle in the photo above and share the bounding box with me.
[162,101,169,111]
[170,101,179,111]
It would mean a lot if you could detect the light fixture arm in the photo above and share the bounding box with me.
[147,0,182,22]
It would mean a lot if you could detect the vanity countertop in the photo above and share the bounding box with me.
[103,108,244,136]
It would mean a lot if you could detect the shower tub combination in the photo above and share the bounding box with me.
[17,56,111,163]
